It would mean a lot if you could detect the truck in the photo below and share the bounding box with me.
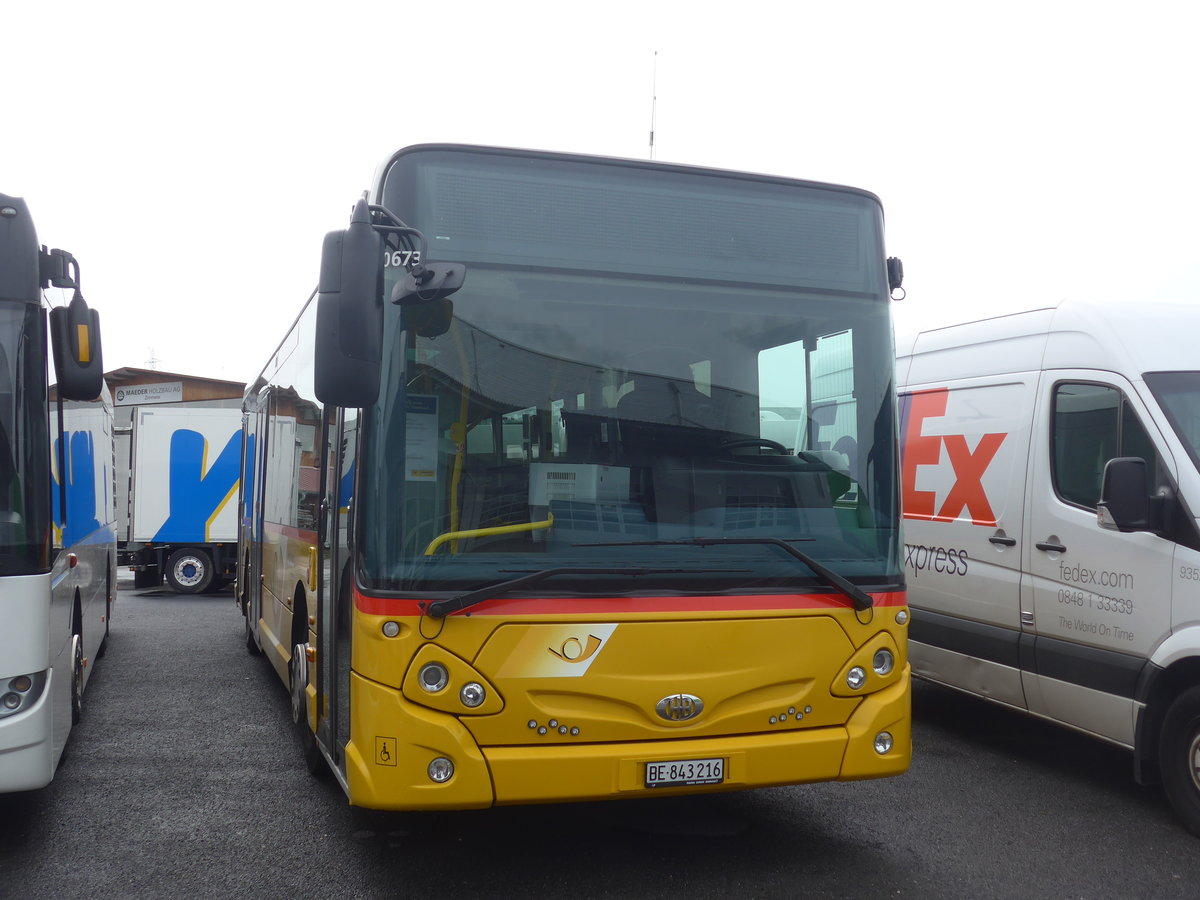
[117,405,243,593]
[897,297,1200,834]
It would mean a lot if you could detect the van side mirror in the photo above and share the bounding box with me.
[1097,457,1150,532]
[50,291,104,401]
[315,199,383,407]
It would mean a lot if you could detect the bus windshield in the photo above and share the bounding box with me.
[0,299,50,576]
[359,149,900,597]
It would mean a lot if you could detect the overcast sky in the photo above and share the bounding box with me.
[7,1,1198,383]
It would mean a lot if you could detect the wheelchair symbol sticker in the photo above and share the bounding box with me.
[376,736,397,767]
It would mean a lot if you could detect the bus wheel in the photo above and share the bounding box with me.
[70,633,83,725]
[290,643,327,777]
[98,564,113,658]
[166,548,214,593]
[1159,686,1200,836]
[244,602,262,656]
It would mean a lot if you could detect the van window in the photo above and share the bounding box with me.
[1052,382,1160,509]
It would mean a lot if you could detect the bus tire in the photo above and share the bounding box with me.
[165,548,214,594]
[97,566,113,658]
[1159,686,1200,836]
[244,602,261,656]
[290,642,327,777]
[70,633,83,726]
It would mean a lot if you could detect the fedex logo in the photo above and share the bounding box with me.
[899,389,1007,526]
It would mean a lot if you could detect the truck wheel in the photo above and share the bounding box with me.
[166,548,214,594]
[1159,686,1200,835]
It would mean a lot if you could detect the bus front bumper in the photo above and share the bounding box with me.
[0,695,55,793]
[344,669,910,810]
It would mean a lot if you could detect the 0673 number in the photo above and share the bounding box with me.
[384,250,421,268]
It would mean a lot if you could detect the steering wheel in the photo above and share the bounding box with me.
[718,438,789,455]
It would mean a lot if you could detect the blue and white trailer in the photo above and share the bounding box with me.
[117,405,243,593]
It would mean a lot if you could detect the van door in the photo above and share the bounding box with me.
[901,375,1036,709]
[1023,372,1176,745]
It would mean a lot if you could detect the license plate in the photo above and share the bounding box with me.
[644,757,725,788]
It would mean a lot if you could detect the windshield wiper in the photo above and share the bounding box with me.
[427,566,745,618]
[574,537,874,611]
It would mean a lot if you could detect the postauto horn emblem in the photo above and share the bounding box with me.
[656,693,704,722]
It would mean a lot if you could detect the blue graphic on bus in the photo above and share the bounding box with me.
[241,433,256,522]
[52,430,101,547]
[152,429,243,542]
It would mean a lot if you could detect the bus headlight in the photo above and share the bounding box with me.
[0,671,46,719]
[428,757,455,783]
[418,663,449,693]
[874,731,895,754]
[846,666,867,690]
[872,649,895,677]
[459,682,486,708]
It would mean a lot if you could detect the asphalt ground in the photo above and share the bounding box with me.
[2,578,1199,899]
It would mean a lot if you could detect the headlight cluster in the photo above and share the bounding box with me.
[844,648,896,690]
[0,672,46,720]
[835,639,901,697]
[405,652,501,716]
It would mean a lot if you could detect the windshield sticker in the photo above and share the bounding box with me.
[405,394,438,482]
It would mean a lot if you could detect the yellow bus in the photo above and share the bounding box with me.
[237,145,910,809]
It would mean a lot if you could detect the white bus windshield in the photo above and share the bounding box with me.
[0,299,51,575]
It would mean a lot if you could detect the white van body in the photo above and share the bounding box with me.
[897,298,1200,833]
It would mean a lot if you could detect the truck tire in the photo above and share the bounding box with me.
[1159,686,1200,836]
[166,548,214,594]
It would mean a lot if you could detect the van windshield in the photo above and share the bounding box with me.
[1145,372,1200,473]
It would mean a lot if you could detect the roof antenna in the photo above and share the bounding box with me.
[649,50,658,160]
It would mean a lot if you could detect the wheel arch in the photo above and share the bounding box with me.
[1135,654,1200,784]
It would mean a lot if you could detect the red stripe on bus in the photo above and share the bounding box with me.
[261,521,318,542]
[354,589,906,617]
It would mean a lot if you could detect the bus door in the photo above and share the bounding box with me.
[316,406,356,770]
[245,389,270,636]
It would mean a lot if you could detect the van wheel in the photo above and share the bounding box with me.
[166,548,213,593]
[1159,687,1200,835]
[290,642,327,777]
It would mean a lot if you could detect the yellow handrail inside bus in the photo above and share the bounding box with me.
[424,513,554,557]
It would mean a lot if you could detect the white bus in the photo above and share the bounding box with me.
[0,193,114,792]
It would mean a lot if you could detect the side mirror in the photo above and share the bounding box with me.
[50,291,104,401]
[1097,457,1150,532]
[315,199,383,407]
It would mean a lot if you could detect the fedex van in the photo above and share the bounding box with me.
[897,298,1200,833]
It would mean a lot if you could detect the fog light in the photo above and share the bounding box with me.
[382,621,401,638]
[10,676,32,693]
[428,757,454,783]
[872,649,895,676]
[460,682,486,708]
[874,731,895,754]
[2,693,19,710]
[896,609,909,625]
[846,666,867,690]
[418,663,449,693]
